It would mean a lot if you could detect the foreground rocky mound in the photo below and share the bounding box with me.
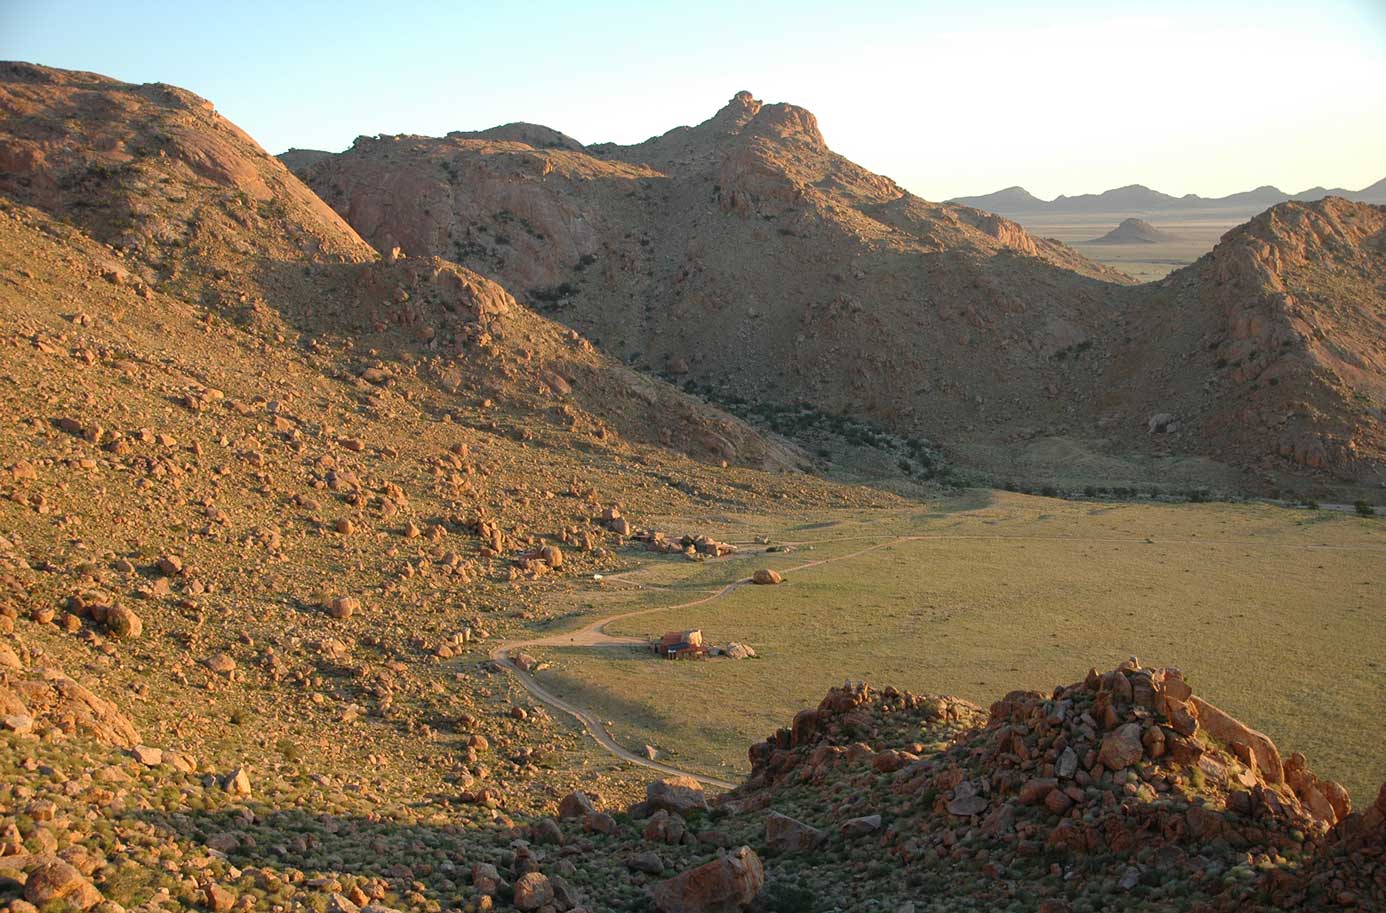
[723,661,1380,911]
[3,654,1380,913]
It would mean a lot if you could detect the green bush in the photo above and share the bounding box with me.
[1355,500,1376,517]
[762,882,821,913]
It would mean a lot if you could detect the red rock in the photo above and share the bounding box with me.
[1019,777,1058,805]
[650,846,764,913]
[1044,789,1074,815]
[1098,723,1144,771]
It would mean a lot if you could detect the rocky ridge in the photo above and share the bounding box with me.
[289,91,1386,494]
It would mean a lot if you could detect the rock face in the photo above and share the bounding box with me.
[763,811,821,852]
[0,664,140,747]
[649,846,764,913]
[23,859,103,909]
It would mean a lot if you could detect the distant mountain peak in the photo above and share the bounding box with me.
[1087,217,1181,244]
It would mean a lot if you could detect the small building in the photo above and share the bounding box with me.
[654,628,706,660]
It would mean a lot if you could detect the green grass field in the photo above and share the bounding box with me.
[532,491,1386,801]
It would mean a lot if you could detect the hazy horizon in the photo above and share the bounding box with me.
[3,0,1383,202]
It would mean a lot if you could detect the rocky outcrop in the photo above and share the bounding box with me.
[1,655,140,747]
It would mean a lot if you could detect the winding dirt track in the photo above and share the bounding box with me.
[490,535,913,790]
[491,528,1386,790]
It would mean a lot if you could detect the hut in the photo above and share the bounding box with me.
[654,628,706,659]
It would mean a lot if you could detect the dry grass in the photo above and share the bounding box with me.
[534,491,1386,801]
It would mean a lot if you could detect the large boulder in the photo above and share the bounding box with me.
[751,569,781,585]
[1097,722,1144,771]
[24,859,103,910]
[646,776,710,815]
[764,811,822,853]
[558,790,596,818]
[650,846,764,913]
[512,872,553,912]
[104,603,142,638]
[9,668,140,746]
[1191,695,1283,784]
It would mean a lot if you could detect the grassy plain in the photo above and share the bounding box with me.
[533,491,1386,801]
[1011,210,1247,281]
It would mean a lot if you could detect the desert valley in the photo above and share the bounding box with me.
[0,20,1384,913]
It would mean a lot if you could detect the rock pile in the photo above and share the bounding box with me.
[731,662,1380,912]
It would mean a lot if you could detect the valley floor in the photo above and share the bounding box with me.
[526,492,1386,802]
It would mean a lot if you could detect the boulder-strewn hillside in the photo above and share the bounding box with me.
[0,63,804,472]
[287,93,1386,494]
[1,63,1382,913]
[1108,198,1386,482]
[0,61,891,913]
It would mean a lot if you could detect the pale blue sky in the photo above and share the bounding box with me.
[3,0,1383,200]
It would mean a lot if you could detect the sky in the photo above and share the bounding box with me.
[3,0,1384,201]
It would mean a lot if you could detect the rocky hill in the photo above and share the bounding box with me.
[1088,218,1182,244]
[0,63,804,473]
[0,58,883,901]
[286,92,1163,481]
[286,93,1386,495]
[1104,198,1386,482]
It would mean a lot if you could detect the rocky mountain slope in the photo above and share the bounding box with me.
[0,63,802,473]
[287,93,1386,494]
[1107,198,1386,483]
[286,92,1148,474]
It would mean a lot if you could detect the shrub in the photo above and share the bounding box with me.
[759,886,820,913]
[1355,500,1376,517]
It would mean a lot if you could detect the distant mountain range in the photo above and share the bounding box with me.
[950,178,1386,214]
